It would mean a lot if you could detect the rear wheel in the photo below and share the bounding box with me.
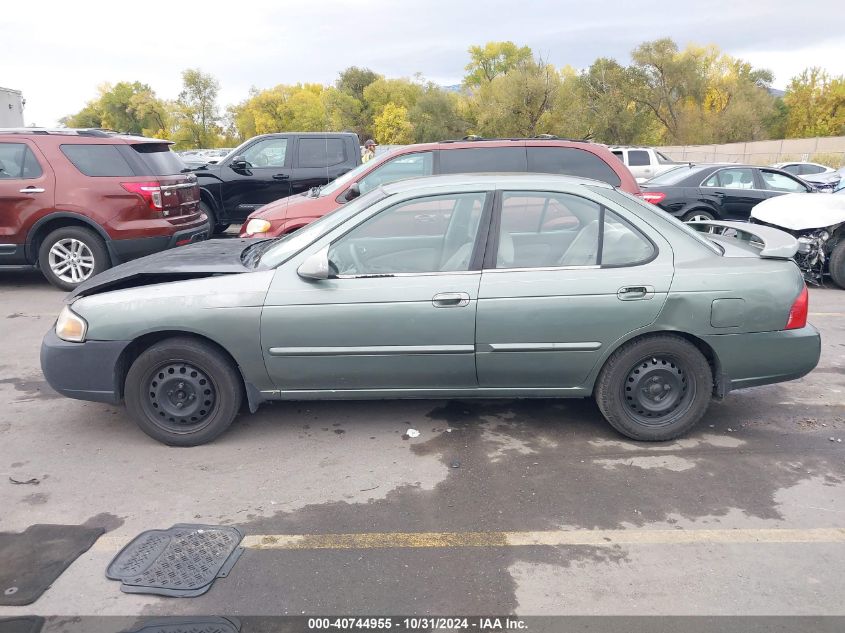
[594,334,713,441]
[38,226,109,291]
[683,210,715,223]
[200,201,230,235]
[829,240,845,289]
[125,337,242,446]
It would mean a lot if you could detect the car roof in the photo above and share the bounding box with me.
[381,172,614,196]
[0,128,170,144]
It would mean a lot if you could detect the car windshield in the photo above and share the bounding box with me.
[255,188,389,268]
[645,165,706,185]
[317,152,394,197]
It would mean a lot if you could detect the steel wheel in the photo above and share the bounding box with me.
[48,238,96,284]
[140,361,219,435]
[622,355,696,427]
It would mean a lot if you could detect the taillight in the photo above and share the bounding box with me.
[121,181,163,211]
[641,191,666,205]
[785,285,809,330]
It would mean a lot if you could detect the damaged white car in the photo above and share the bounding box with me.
[751,190,845,287]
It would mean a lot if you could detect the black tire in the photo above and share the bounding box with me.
[829,240,845,289]
[38,226,109,291]
[594,334,713,441]
[200,201,229,235]
[125,337,243,446]
[683,209,715,223]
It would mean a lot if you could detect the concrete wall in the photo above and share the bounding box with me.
[0,88,24,127]
[658,136,845,168]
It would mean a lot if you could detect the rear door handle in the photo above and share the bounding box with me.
[20,187,45,193]
[617,285,655,301]
[432,292,470,308]
[272,174,290,180]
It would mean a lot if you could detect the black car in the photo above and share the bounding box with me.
[639,164,815,222]
[194,132,360,232]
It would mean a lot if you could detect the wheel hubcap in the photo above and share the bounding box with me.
[624,356,691,426]
[144,362,216,432]
[48,238,95,283]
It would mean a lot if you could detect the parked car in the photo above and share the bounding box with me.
[607,146,681,183]
[639,163,815,222]
[193,132,360,233]
[41,173,818,446]
[240,137,640,238]
[750,188,845,288]
[772,161,841,192]
[0,128,207,290]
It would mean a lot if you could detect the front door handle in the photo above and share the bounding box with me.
[432,292,470,308]
[20,187,45,193]
[617,285,655,301]
[272,173,290,180]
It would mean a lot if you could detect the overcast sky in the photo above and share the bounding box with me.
[3,0,844,127]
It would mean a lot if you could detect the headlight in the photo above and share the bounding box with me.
[245,218,272,235]
[55,305,87,342]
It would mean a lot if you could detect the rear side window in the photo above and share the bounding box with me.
[528,147,622,187]
[627,150,650,166]
[298,138,346,168]
[439,147,527,174]
[60,144,135,177]
[0,143,42,179]
[131,143,185,175]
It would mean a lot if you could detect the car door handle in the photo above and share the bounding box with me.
[712,191,726,197]
[432,292,470,308]
[20,187,45,193]
[617,285,654,301]
[272,174,289,180]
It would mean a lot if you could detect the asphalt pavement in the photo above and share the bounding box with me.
[1,269,844,625]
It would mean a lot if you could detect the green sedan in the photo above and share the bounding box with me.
[41,174,821,446]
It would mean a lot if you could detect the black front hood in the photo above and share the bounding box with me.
[67,238,269,300]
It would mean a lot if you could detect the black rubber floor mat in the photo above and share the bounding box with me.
[106,524,243,597]
[122,617,240,633]
[0,524,104,606]
[0,617,44,633]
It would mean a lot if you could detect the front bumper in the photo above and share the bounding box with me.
[108,224,209,265]
[702,324,821,393]
[40,329,131,404]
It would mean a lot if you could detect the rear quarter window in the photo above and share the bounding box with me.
[528,146,622,187]
[131,143,185,175]
[60,144,135,177]
[439,147,527,174]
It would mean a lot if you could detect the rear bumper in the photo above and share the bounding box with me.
[108,224,209,265]
[702,325,821,393]
[40,329,130,404]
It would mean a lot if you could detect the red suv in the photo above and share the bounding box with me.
[0,129,208,290]
[240,137,640,238]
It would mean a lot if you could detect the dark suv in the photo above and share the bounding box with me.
[0,129,207,290]
[193,132,361,233]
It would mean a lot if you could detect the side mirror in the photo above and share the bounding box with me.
[344,182,361,201]
[297,246,330,280]
[230,156,248,170]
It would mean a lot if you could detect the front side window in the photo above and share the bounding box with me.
[328,192,487,276]
[494,191,653,269]
[298,138,346,168]
[527,147,621,186]
[241,138,288,167]
[760,170,808,193]
[628,150,650,167]
[0,143,42,179]
[60,144,135,177]
[358,152,433,194]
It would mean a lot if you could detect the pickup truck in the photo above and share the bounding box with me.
[608,146,681,183]
[193,132,360,232]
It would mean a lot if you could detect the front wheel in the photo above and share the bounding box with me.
[829,240,845,289]
[683,210,715,223]
[594,335,713,441]
[125,337,243,446]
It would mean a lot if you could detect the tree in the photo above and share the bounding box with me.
[61,82,170,137]
[408,86,467,142]
[373,102,414,144]
[172,69,222,148]
[464,41,532,88]
[363,78,423,113]
[336,67,381,102]
[784,68,845,137]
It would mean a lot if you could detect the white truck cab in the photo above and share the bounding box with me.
[608,146,680,183]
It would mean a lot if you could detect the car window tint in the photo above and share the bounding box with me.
[628,150,650,166]
[242,138,288,167]
[781,164,801,175]
[439,147,527,174]
[802,164,825,175]
[298,138,346,168]
[329,192,486,275]
[60,144,135,177]
[358,152,433,194]
[611,151,624,161]
[131,143,184,175]
[496,191,601,269]
[0,143,42,179]
[760,170,807,192]
[527,147,621,186]
[601,211,654,266]
[716,168,755,189]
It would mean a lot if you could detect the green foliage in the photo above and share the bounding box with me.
[784,68,845,137]
[60,82,170,137]
[373,102,414,144]
[464,41,532,88]
[172,69,223,148]
[336,67,381,102]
